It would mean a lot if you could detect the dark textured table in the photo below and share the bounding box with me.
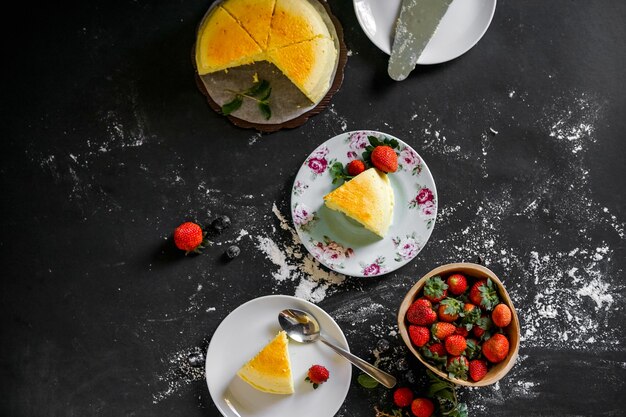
[3,1,625,416]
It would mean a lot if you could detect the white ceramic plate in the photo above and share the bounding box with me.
[291,131,437,277]
[205,295,352,417]
[353,0,497,63]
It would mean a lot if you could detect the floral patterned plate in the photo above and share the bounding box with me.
[291,130,437,277]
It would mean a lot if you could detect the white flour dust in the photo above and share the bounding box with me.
[152,346,206,404]
[255,203,347,303]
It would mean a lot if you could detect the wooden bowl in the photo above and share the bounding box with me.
[397,263,520,386]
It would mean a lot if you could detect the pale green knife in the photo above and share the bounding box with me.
[388,0,453,81]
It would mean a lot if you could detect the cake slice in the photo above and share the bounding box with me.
[323,168,395,238]
[267,0,331,49]
[268,37,337,103]
[236,330,294,394]
[222,0,276,49]
[195,6,264,75]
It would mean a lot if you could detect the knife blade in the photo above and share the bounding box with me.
[388,0,453,81]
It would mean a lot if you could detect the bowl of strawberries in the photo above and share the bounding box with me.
[397,263,520,386]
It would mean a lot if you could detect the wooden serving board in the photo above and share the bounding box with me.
[193,0,347,133]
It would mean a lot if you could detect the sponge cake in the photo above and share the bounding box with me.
[323,168,395,238]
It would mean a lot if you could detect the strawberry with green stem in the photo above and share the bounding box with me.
[423,275,448,303]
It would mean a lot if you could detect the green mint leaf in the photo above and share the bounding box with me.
[357,373,379,389]
[389,139,399,148]
[246,79,270,97]
[258,102,271,120]
[368,136,381,146]
[221,95,243,115]
[259,86,272,101]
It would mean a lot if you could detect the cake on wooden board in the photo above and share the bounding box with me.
[195,0,337,103]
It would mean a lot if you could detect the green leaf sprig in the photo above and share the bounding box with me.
[362,135,399,162]
[221,79,272,120]
[427,370,468,417]
[329,161,355,185]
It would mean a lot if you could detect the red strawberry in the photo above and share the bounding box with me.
[437,298,463,322]
[393,387,414,408]
[444,335,467,356]
[446,356,469,380]
[408,325,430,347]
[346,160,366,176]
[411,398,434,417]
[428,342,446,357]
[413,297,433,309]
[431,322,456,340]
[483,333,510,363]
[492,303,512,327]
[472,315,492,339]
[406,301,437,326]
[469,359,488,382]
[454,326,469,337]
[306,364,330,388]
[173,222,206,254]
[469,280,487,306]
[447,273,468,295]
[370,145,398,173]
[469,279,500,310]
[423,275,448,303]
[465,338,481,359]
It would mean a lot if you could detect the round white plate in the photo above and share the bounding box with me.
[353,0,497,63]
[291,131,437,277]
[205,295,352,417]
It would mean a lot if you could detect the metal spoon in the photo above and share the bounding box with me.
[278,308,397,389]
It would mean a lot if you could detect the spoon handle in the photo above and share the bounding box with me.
[319,336,397,389]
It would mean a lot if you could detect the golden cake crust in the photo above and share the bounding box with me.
[324,168,395,237]
[268,37,336,103]
[195,6,263,75]
[236,330,294,394]
[222,0,277,48]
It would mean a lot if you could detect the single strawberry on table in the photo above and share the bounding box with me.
[393,387,414,408]
[305,364,330,389]
[173,221,207,254]
[411,397,435,417]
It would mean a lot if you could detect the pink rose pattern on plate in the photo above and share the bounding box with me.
[397,145,423,175]
[309,236,354,269]
[345,131,371,160]
[305,145,335,179]
[292,180,309,197]
[392,233,423,262]
[409,185,437,229]
[360,256,387,276]
[292,203,317,231]
[293,131,436,276]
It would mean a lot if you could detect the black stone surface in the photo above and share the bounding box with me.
[2,1,625,416]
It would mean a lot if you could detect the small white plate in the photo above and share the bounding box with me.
[205,295,352,417]
[353,0,497,64]
[291,131,437,277]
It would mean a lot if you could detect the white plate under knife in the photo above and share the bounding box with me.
[353,0,497,64]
